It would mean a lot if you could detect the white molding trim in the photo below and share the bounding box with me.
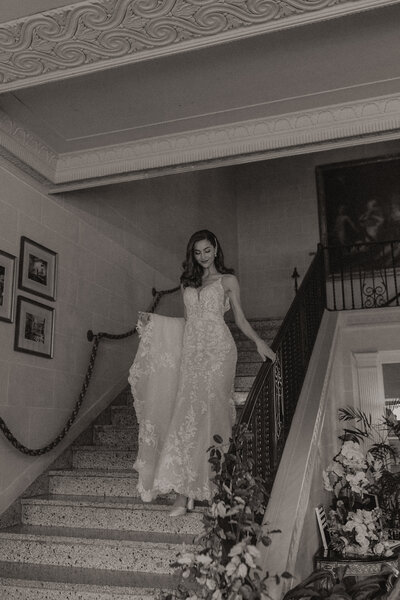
[259,310,341,599]
[2,91,400,187]
[53,91,400,183]
[0,108,57,182]
[0,0,400,92]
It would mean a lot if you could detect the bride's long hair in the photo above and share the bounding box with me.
[180,229,234,288]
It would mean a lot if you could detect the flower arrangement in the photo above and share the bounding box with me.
[322,408,399,558]
[163,426,289,600]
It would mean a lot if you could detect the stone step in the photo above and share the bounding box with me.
[93,425,139,447]
[236,349,263,363]
[21,495,204,536]
[72,447,137,470]
[236,338,268,351]
[0,526,193,573]
[0,563,176,600]
[111,406,137,427]
[236,362,260,377]
[234,375,255,392]
[233,391,248,406]
[48,469,142,498]
[227,319,282,340]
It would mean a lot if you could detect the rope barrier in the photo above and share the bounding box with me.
[0,285,180,455]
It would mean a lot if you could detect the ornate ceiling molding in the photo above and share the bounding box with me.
[53,92,400,184]
[2,92,400,188]
[0,108,57,181]
[0,0,399,91]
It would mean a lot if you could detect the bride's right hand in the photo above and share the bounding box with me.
[256,339,276,363]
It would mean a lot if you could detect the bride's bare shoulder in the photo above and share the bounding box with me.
[220,274,239,291]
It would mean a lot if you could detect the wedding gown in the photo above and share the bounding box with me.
[128,277,237,502]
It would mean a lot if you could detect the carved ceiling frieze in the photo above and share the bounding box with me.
[2,91,399,189]
[0,0,397,91]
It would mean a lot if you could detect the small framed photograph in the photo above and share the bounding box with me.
[0,249,17,323]
[19,237,57,301]
[14,295,55,358]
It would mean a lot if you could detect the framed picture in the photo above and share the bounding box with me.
[0,249,16,323]
[14,295,55,358]
[19,237,57,301]
[316,154,400,272]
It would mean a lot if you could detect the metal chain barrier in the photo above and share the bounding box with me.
[0,285,180,456]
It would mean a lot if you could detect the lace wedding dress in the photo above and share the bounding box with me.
[128,277,237,502]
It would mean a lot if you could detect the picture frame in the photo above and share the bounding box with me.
[14,295,55,358]
[0,249,17,323]
[18,236,57,301]
[316,154,400,273]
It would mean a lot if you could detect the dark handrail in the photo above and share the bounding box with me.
[0,285,180,456]
[238,247,326,484]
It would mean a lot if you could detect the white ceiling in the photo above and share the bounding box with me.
[1,0,400,190]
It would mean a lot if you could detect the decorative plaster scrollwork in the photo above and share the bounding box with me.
[0,0,393,90]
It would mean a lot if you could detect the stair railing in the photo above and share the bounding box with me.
[238,246,326,485]
[323,239,400,310]
[0,285,179,456]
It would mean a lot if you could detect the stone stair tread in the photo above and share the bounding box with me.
[74,446,137,453]
[0,524,197,546]
[48,468,139,478]
[0,561,177,592]
[22,493,206,513]
[94,424,138,431]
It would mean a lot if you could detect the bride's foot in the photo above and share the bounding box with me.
[169,495,195,517]
[169,494,187,517]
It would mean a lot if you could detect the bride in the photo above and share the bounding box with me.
[129,230,275,516]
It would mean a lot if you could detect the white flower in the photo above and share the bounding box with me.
[323,470,334,492]
[206,578,217,590]
[211,501,227,518]
[340,441,366,464]
[196,554,213,566]
[177,552,195,565]
[212,591,222,600]
[374,542,385,555]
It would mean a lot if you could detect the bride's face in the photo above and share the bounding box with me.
[193,239,215,269]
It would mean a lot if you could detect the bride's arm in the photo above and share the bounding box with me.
[181,284,187,320]
[222,275,276,362]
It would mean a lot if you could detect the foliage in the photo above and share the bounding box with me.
[322,409,398,558]
[282,567,399,600]
[162,425,289,600]
[338,407,400,529]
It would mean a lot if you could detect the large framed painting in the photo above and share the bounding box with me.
[14,295,55,358]
[18,237,57,301]
[316,154,400,272]
[0,249,16,323]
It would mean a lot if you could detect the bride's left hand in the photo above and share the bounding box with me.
[256,340,276,363]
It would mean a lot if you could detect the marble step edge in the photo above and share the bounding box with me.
[0,525,197,550]
[48,468,139,478]
[21,494,206,514]
[94,424,138,432]
[73,446,137,454]
[0,580,167,600]
[0,561,177,590]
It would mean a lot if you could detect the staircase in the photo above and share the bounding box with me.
[0,318,281,599]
